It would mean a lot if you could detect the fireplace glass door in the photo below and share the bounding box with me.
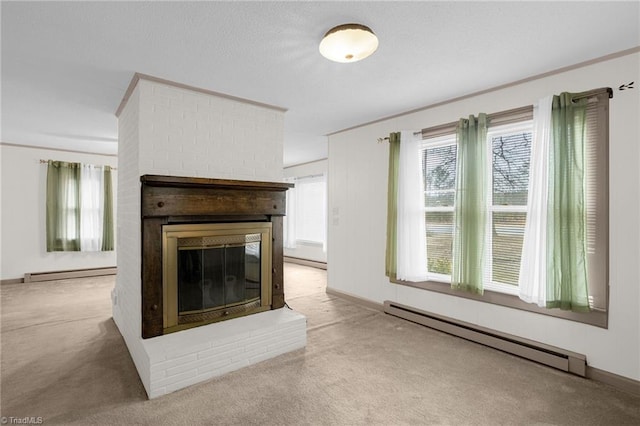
[177,237,261,313]
[163,223,272,333]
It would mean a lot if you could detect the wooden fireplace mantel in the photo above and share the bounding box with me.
[140,174,293,339]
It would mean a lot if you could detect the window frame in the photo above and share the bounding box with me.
[391,89,610,328]
[484,121,533,295]
[422,134,457,282]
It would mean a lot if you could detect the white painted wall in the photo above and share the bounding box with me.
[0,144,117,280]
[283,159,328,263]
[327,52,640,381]
[136,79,284,181]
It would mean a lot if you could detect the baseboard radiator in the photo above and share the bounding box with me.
[384,301,586,377]
[24,266,117,283]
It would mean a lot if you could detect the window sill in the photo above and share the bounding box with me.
[390,277,607,328]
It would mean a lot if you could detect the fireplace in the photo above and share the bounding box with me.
[141,174,292,339]
[162,222,272,334]
[113,75,306,399]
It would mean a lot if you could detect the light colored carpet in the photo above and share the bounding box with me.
[1,263,639,425]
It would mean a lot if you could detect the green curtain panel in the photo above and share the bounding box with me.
[101,166,115,251]
[46,161,81,252]
[385,132,401,278]
[546,93,590,311]
[451,114,488,294]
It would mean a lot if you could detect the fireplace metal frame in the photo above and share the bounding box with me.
[162,222,273,334]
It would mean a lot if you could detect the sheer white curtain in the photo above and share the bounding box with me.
[396,131,428,281]
[80,164,105,251]
[518,96,552,306]
[283,177,297,249]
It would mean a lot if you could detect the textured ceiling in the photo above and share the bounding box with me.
[2,1,639,166]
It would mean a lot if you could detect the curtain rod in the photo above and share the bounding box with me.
[292,173,325,180]
[377,86,613,143]
[377,131,421,143]
[40,159,117,170]
[575,87,613,100]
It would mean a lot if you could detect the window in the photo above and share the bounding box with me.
[64,175,81,241]
[421,123,533,292]
[46,161,114,252]
[485,122,532,295]
[296,175,326,244]
[397,89,610,325]
[422,136,456,279]
[284,174,327,248]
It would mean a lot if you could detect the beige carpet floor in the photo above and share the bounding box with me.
[1,263,639,425]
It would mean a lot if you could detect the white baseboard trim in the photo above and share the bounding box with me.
[587,366,640,396]
[0,278,24,285]
[284,257,327,270]
[325,286,384,312]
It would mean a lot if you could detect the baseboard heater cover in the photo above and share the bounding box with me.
[24,266,117,283]
[384,301,586,377]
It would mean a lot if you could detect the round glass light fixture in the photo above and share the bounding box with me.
[319,23,379,63]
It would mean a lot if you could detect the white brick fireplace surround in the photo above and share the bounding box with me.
[112,73,306,399]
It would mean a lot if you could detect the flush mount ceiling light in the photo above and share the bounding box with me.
[319,23,379,63]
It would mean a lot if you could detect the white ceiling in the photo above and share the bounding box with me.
[2,1,639,167]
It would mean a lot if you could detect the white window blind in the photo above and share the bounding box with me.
[422,137,457,278]
[583,95,609,311]
[486,123,532,294]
